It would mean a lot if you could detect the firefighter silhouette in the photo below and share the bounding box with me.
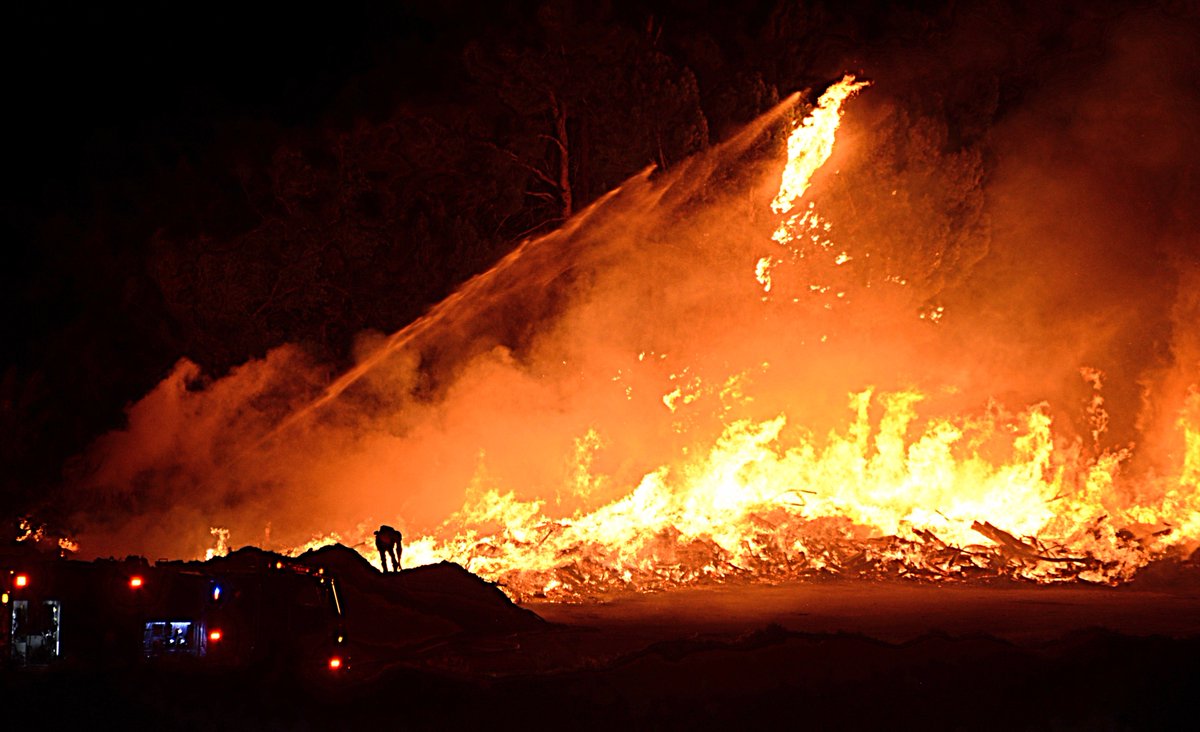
[374,525,403,573]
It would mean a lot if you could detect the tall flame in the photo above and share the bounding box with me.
[772,76,870,217]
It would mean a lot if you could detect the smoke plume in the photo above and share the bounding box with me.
[67,5,1200,564]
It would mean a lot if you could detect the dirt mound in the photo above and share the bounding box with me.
[295,544,545,650]
[188,544,544,652]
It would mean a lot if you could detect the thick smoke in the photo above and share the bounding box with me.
[67,5,1200,561]
[940,6,1200,461]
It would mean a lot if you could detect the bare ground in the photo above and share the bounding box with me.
[6,576,1200,730]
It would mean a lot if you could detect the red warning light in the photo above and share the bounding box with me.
[129,576,144,589]
[14,574,28,588]
[328,656,343,670]
[209,629,223,642]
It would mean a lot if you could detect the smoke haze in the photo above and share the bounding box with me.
[67,4,1200,563]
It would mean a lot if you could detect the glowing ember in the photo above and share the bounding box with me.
[204,527,231,562]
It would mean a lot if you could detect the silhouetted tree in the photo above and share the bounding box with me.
[465,0,708,234]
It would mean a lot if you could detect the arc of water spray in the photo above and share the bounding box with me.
[251,183,635,451]
[252,90,810,452]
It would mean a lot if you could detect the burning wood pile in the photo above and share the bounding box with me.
[253,77,1199,603]
[76,76,1195,603]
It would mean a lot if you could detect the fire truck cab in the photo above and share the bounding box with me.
[4,573,60,665]
[2,549,346,675]
[181,557,347,672]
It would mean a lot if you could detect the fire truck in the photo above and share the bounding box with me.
[1,547,347,675]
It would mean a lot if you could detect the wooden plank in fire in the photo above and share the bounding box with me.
[970,521,1088,564]
[913,528,947,550]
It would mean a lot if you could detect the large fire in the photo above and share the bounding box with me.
[260,77,1198,600]
[68,73,1200,601]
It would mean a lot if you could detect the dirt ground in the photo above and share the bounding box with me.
[528,578,1200,642]
[6,578,1200,730]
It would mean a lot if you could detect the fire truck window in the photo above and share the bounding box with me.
[10,600,61,665]
[143,620,196,658]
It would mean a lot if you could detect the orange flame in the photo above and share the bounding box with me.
[256,76,1200,600]
[772,76,870,217]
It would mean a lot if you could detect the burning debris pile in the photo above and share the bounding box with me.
[314,78,1199,601]
[73,74,1200,602]
[403,390,1196,602]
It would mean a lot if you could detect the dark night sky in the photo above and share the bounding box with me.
[3,0,1197,536]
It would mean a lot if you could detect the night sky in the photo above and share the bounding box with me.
[4,0,1198,543]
